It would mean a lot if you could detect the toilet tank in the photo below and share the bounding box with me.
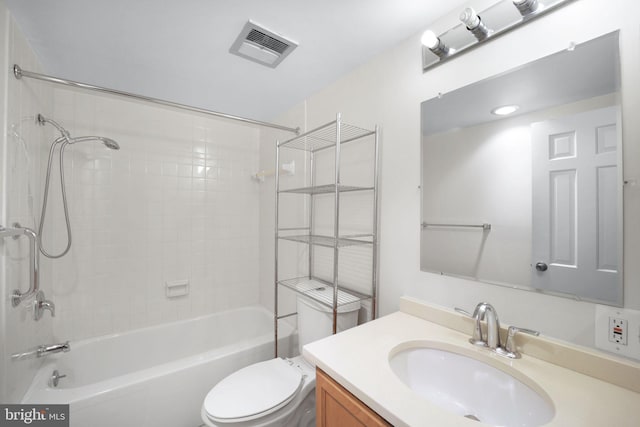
[296,286,361,354]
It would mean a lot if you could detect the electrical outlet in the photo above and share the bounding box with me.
[609,317,627,345]
[595,305,640,360]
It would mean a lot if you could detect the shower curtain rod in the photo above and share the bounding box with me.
[13,64,300,135]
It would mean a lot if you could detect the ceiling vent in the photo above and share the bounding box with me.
[230,20,298,68]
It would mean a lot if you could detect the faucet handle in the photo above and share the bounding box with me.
[33,290,55,321]
[454,307,472,317]
[500,325,540,359]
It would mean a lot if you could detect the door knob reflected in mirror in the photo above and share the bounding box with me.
[535,262,548,272]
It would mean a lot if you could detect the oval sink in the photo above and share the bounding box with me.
[389,344,554,426]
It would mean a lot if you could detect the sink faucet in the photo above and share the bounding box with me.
[463,302,501,349]
[479,302,501,350]
[456,302,539,359]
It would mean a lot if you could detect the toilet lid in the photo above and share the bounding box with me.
[204,358,303,423]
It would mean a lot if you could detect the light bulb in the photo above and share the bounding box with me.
[512,0,539,16]
[460,7,481,29]
[421,30,439,49]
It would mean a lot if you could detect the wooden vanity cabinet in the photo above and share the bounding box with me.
[316,368,392,427]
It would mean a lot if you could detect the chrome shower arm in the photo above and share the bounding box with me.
[37,113,71,140]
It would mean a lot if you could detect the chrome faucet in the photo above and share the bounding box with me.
[457,302,501,349]
[499,326,540,359]
[37,341,70,358]
[456,302,539,359]
[33,290,55,321]
[479,302,501,350]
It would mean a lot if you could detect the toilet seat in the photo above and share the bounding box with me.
[203,358,304,423]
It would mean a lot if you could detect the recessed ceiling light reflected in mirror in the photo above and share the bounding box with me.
[491,105,520,116]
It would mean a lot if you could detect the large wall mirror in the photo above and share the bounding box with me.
[420,31,623,306]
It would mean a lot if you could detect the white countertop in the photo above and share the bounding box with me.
[303,303,640,427]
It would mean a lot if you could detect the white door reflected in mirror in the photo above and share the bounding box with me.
[531,106,621,304]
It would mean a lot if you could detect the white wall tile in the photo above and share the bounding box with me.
[45,88,262,341]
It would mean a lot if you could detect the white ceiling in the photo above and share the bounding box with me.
[5,0,469,122]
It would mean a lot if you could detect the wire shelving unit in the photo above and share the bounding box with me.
[274,113,379,357]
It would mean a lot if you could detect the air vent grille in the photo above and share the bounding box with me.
[245,29,290,54]
[230,20,298,68]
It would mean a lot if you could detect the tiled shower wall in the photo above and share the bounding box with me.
[48,88,262,341]
[0,5,54,403]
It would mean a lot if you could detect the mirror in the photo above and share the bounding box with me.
[420,32,623,306]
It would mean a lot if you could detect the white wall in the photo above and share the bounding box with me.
[0,1,54,403]
[47,88,262,341]
[261,0,640,348]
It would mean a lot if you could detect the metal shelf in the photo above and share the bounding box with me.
[274,113,379,358]
[278,277,368,310]
[279,120,375,152]
[279,183,374,195]
[278,234,373,248]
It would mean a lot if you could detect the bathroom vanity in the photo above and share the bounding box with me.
[315,368,390,426]
[304,297,640,426]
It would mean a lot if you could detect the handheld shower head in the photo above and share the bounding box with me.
[68,136,120,150]
[101,138,120,150]
[38,115,120,259]
[37,114,120,150]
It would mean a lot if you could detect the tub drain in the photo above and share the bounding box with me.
[464,414,481,422]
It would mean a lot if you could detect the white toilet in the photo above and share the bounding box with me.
[201,287,361,427]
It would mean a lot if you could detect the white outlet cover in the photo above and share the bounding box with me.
[595,305,640,360]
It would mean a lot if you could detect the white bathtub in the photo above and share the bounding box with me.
[22,306,295,427]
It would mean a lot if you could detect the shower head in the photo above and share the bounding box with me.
[37,114,120,150]
[68,136,120,150]
[97,137,120,150]
[38,117,120,260]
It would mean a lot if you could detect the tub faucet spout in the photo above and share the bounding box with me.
[37,341,70,358]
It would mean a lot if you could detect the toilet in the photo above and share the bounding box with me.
[201,287,361,427]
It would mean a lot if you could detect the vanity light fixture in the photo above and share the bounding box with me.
[513,0,541,16]
[421,30,451,58]
[422,0,575,72]
[491,105,520,116]
[460,7,490,41]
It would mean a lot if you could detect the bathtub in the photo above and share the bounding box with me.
[22,306,295,427]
